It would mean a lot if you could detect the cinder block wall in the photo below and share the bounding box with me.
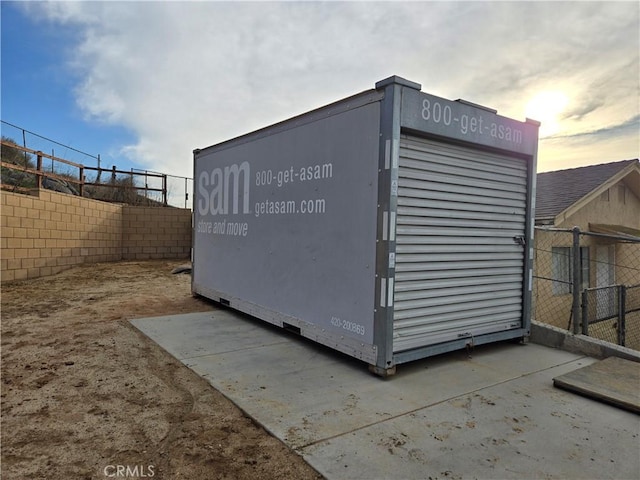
[1,190,192,282]
[1,190,122,282]
[122,206,192,260]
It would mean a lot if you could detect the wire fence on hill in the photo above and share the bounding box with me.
[1,120,192,208]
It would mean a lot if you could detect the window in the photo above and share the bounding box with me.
[551,246,590,295]
[618,185,626,204]
[552,247,571,295]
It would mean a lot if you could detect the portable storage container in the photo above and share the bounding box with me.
[193,76,539,376]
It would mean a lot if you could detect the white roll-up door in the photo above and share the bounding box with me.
[393,135,528,353]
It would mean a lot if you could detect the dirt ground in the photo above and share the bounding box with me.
[1,259,323,480]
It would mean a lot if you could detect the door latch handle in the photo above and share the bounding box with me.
[513,236,526,246]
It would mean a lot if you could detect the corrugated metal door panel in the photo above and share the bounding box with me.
[393,135,527,353]
[399,169,526,197]
[395,316,522,352]
[395,287,523,311]
[396,259,523,273]
[397,252,523,263]
[396,244,522,254]
[395,267,523,282]
[396,287,520,304]
[399,157,526,185]
[394,274,524,292]
[396,235,516,246]
[397,215,524,231]
[396,226,524,238]
[399,140,528,179]
[398,187,526,208]
[400,179,525,202]
[399,197,525,216]
[397,205,524,224]
[397,300,520,324]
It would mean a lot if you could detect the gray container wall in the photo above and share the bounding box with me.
[193,91,383,363]
[192,76,539,376]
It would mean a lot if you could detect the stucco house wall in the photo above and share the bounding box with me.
[533,177,640,330]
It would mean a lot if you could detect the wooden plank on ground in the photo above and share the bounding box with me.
[553,356,640,413]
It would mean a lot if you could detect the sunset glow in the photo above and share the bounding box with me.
[525,91,569,137]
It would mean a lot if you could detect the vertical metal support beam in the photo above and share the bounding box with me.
[96,154,102,183]
[36,153,43,189]
[581,289,589,335]
[162,174,168,206]
[79,166,84,197]
[22,129,28,166]
[129,170,134,194]
[522,119,539,337]
[618,285,626,346]
[571,226,582,334]
[371,80,399,376]
[370,77,420,376]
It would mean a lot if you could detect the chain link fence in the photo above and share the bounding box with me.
[533,226,640,350]
[131,169,193,209]
[626,285,640,348]
[1,121,192,208]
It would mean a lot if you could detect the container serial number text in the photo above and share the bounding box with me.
[331,316,365,336]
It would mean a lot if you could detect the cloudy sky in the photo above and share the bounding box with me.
[2,1,638,180]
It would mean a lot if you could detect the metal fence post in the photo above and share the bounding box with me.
[572,226,582,334]
[618,285,626,346]
[36,152,43,189]
[162,175,167,206]
[581,289,589,335]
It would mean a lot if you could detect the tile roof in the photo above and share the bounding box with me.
[535,159,638,219]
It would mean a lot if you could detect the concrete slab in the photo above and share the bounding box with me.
[132,309,640,480]
[183,338,593,451]
[302,360,640,480]
[130,311,289,359]
[553,356,640,413]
